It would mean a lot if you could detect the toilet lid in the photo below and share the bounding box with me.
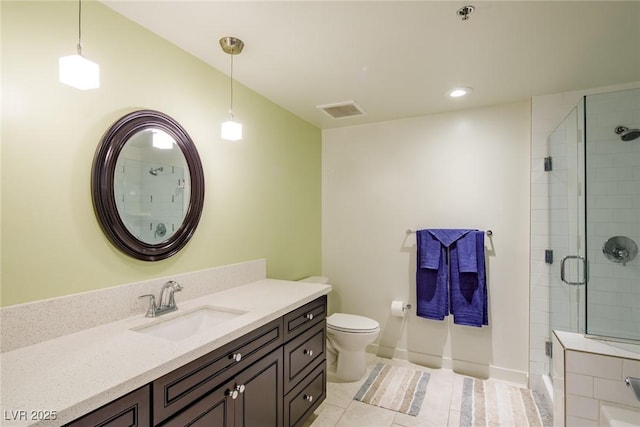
[327,313,379,333]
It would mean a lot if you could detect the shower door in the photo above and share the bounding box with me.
[548,101,587,351]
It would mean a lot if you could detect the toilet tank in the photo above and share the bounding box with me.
[298,276,329,284]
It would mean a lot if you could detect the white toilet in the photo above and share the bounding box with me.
[299,276,380,382]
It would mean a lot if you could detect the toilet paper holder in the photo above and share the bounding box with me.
[390,301,412,317]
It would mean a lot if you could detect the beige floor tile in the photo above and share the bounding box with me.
[306,403,346,427]
[325,377,367,408]
[335,401,396,427]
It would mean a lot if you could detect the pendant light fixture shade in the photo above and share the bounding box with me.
[59,0,100,90]
[59,54,99,90]
[221,119,243,141]
[220,37,244,141]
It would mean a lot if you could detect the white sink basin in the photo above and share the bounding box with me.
[133,306,247,341]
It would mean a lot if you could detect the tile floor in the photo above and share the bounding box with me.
[303,353,540,427]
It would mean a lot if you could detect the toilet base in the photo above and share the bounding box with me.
[326,338,338,369]
[335,349,367,382]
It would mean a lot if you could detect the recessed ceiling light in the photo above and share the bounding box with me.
[448,87,473,98]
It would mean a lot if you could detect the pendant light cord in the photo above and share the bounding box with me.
[229,54,234,119]
[76,0,83,55]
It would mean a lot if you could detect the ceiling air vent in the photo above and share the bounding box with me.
[317,101,365,119]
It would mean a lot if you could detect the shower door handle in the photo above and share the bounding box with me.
[560,255,588,286]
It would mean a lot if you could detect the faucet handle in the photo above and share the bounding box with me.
[139,294,157,317]
[167,280,183,292]
[164,281,183,308]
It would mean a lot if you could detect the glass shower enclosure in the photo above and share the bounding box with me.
[548,88,640,370]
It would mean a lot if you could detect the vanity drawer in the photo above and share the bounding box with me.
[283,295,326,341]
[284,361,326,427]
[152,317,283,425]
[283,321,325,393]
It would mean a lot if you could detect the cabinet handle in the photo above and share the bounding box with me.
[225,389,239,400]
[305,313,314,321]
[230,353,242,362]
[235,384,246,394]
[303,394,313,402]
[303,349,314,357]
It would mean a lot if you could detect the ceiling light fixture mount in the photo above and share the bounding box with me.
[219,37,244,55]
[456,5,475,21]
[219,37,244,141]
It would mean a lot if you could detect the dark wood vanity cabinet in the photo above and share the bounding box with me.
[65,296,327,427]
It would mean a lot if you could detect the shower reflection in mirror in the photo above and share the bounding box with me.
[114,128,190,244]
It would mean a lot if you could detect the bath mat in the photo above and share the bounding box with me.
[459,377,552,427]
[353,362,430,416]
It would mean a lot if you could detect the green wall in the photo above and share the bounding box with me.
[0,1,322,306]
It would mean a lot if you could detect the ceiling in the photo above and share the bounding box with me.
[101,1,640,129]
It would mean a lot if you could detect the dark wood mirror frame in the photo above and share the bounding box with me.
[92,110,205,261]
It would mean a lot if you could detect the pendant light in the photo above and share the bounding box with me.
[219,37,244,141]
[59,0,100,90]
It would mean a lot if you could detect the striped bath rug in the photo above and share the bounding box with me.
[459,377,552,427]
[353,362,430,416]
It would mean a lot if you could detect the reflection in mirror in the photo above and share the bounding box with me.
[114,128,191,244]
[92,110,204,261]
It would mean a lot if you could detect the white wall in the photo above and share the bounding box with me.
[322,102,531,383]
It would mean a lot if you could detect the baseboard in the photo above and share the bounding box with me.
[368,343,528,387]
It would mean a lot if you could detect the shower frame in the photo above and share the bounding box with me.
[547,88,640,375]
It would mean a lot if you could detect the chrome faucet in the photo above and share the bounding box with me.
[139,280,184,317]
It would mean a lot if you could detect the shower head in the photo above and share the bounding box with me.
[615,126,640,141]
[149,167,163,176]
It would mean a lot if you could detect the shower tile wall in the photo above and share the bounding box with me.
[115,158,186,243]
[585,89,640,340]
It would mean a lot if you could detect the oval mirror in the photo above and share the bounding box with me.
[92,110,204,261]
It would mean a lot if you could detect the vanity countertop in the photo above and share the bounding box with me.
[0,279,331,426]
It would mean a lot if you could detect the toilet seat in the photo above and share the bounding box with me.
[327,313,380,334]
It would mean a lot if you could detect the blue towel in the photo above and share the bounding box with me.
[427,229,471,247]
[418,231,441,269]
[450,231,488,327]
[416,229,471,321]
[456,232,477,273]
[416,229,488,327]
[416,230,448,320]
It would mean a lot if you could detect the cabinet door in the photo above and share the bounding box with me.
[161,381,235,427]
[234,349,284,427]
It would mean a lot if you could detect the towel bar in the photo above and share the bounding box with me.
[406,229,493,236]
